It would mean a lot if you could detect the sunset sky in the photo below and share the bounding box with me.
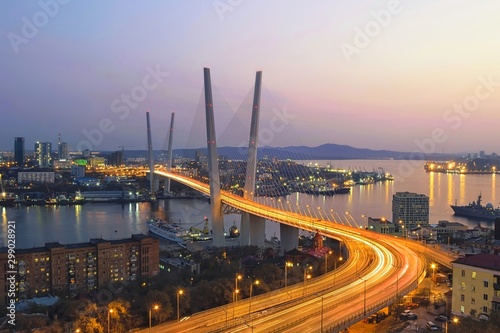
[1,0,500,154]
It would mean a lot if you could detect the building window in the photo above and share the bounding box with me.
[461,270,465,277]
[460,305,465,313]
[483,294,488,301]
[471,285,476,292]
[472,271,477,279]
[460,294,465,302]
[471,297,475,304]
[484,280,489,288]
[483,306,488,313]
[461,282,466,290]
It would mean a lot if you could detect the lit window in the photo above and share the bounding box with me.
[472,271,477,279]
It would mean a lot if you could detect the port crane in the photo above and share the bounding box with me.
[186,217,211,241]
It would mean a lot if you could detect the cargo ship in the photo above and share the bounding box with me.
[450,194,500,220]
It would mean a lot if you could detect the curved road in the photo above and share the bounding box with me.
[147,170,452,332]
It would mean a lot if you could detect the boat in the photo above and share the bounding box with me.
[0,196,15,207]
[450,194,500,220]
[188,218,213,241]
[146,219,189,246]
[305,186,350,195]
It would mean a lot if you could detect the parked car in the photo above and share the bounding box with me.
[426,321,439,331]
[435,315,448,322]
[407,312,418,320]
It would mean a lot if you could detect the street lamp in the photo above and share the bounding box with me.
[445,317,459,333]
[284,262,293,288]
[334,256,343,285]
[430,263,437,298]
[431,263,437,284]
[249,280,260,315]
[232,289,239,319]
[235,274,242,301]
[303,266,312,296]
[107,308,113,333]
[177,290,183,321]
[149,304,159,333]
[325,250,333,274]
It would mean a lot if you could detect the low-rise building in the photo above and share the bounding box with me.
[367,217,399,235]
[0,234,159,306]
[18,171,55,184]
[451,253,500,318]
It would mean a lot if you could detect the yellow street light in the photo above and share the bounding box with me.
[149,304,159,333]
[107,308,113,333]
[177,290,183,321]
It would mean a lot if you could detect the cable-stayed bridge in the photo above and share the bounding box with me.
[142,68,454,332]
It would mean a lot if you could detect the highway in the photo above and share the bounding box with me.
[148,170,452,332]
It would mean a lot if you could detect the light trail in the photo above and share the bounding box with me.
[146,170,445,332]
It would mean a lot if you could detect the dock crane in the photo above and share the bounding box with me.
[186,217,212,241]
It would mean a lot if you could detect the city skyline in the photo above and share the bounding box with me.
[1,1,500,153]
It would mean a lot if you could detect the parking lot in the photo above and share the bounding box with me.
[348,277,452,333]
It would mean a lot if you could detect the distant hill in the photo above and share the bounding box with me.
[109,143,458,161]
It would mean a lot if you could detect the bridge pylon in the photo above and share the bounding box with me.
[203,68,225,247]
[240,71,265,247]
[164,112,175,196]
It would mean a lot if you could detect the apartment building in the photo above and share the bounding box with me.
[0,234,159,306]
[451,253,500,318]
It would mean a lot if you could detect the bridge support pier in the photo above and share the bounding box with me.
[280,224,299,255]
[241,213,265,247]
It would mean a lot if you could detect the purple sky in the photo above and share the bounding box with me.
[1,0,500,154]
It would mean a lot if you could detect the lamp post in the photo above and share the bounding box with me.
[303,266,312,296]
[177,290,183,321]
[334,256,343,285]
[107,308,113,333]
[235,274,242,301]
[445,317,458,333]
[249,280,260,315]
[430,263,437,295]
[325,250,333,274]
[149,304,159,333]
[284,262,293,288]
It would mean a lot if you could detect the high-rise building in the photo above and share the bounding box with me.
[392,192,429,234]
[58,142,69,160]
[14,137,25,167]
[34,141,52,167]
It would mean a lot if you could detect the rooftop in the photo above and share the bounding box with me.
[453,253,500,271]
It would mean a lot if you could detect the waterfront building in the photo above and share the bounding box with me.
[34,141,52,167]
[431,220,469,243]
[451,253,500,318]
[367,217,398,235]
[14,137,25,167]
[392,192,429,235]
[0,234,159,306]
[18,171,55,184]
[160,258,200,274]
